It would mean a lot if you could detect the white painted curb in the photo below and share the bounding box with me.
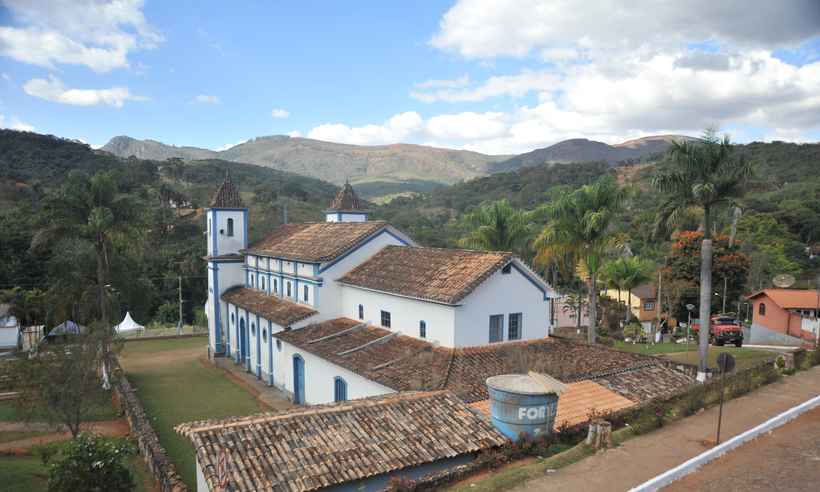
[628,394,820,492]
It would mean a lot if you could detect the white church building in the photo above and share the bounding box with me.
[205,173,557,405]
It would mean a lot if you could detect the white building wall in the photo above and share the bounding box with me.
[196,458,210,492]
[274,339,395,404]
[454,266,551,347]
[325,212,368,222]
[207,261,245,355]
[339,286,456,346]
[316,231,408,322]
[207,209,246,257]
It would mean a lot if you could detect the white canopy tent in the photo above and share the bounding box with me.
[115,312,145,334]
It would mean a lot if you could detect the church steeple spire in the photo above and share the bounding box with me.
[210,169,244,208]
[325,181,369,222]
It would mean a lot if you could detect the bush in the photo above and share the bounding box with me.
[40,433,135,492]
[154,302,178,324]
[623,322,644,342]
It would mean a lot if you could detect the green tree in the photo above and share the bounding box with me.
[534,176,626,343]
[458,199,533,256]
[41,433,135,492]
[603,257,653,324]
[652,130,754,376]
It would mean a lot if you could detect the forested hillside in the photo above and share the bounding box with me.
[373,140,820,297]
[0,130,337,327]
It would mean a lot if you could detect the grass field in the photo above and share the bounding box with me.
[0,454,155,492]
[614,341,775,370]
[120,336,265,488]
[0,390,119,422]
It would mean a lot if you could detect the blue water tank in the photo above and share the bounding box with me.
[486,374,559,440]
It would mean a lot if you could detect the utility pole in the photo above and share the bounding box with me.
[178,275,183,336]
[722,277,728,314]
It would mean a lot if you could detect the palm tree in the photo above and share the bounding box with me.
[458,200,532,256]
[620,257,653,324]
[534,176,626,343]
[652,130,753,377]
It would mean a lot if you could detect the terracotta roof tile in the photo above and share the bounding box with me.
[244,221,392,262]
[469,380,635,430]
[748,288,820,309]
[338,246,514,304]
[326,182,367,212]
[210,170,244,208]
[222,287,317,327]
[175,391,507,492]
[275,320,695,404]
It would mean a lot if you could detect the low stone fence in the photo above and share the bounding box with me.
[110,359,188,492]
[122,332,208,343]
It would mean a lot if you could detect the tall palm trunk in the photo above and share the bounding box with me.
[698,208,713,379]
[588,272,598,344]
[626,288,632,324]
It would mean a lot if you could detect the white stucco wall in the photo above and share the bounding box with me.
[196,457,209,491]
[454,265,551,347]
[207,261,245,354]
[339,285,456,346]
[274,339,395,404]
[325,212,368,222]
[206,209,246,257]
[315,231,408,322]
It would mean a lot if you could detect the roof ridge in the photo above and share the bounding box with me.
[176,390,450,434]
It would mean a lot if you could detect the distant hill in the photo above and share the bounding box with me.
[490,135,696,172]
[102,135,505,189]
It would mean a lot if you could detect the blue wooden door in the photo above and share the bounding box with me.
[293,355,305,404]
[238,318,246,364]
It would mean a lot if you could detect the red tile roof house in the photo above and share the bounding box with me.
[747,289,820,346]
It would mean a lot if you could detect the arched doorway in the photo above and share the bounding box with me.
[292,355,305,404]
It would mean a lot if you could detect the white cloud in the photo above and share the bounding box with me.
[214,138,249,152]
[308,112,424,145]
[0,0,162,72]
[287,130,302,138]
[194,95,220,104]
[0,114,34,132]
[432,0,820,61]
[412,70,557,102]
[415,74,470,89]
[23,75,147,107]
[271,108,290,118]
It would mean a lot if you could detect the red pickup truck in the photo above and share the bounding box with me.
[692,315,744,347]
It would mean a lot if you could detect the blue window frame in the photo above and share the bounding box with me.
[380,310,391,328]
[489,314,503,343]
[358,304,364,320]
[334,377,348,402]
[303,285,309,302]
[273,279,278,294]
[419,320,427,339]
[508,313,522,340]
[227,218,234,236]
[286,282,292,297]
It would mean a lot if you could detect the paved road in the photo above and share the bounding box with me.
[508,366,820,492]
[664,406,820,491]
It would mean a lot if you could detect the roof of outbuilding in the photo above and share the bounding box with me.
[209,170,245,208]
[337,246,519,304]
[747,288,820,309]
[274,319,695,404]
[631,283,657,300]
[222,287,317,327]
[175,391,506,492]
[243,221,397,263]
[470,380,635,431]
[326,181,368,213]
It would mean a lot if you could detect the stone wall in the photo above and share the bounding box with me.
[110,359,188,492]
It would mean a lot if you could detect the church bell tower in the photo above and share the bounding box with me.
[325,181,369,222]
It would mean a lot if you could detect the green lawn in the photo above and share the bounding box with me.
[0,454,155,492]
[662,346,775,370]
[0,390,119,422]
[121,336,265,488]
[614,341,775,370]
[0,430,51,443]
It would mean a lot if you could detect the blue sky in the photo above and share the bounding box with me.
[1,0,820,154]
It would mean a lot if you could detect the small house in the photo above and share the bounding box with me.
[747,289,819,346]
[0,304,20,351]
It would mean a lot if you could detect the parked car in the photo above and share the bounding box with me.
[692,315,744,347]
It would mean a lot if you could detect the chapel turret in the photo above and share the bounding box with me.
[325,181,369,222]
